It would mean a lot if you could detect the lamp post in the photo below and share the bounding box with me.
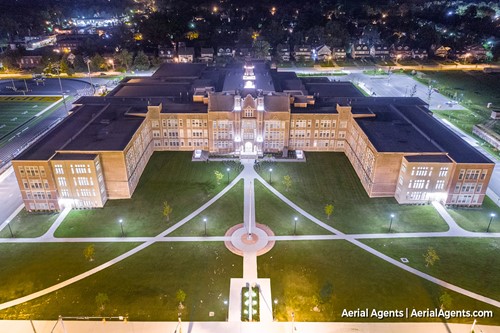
[223,299,228,321]
[203,217,207,236]
[6,220,14,238]
[269,168,273,184]
[293,216,298,235]
[85,57,95,94]
[119,219,124,237]
[388,214,395,232]
[54,66,68,113]
[487,213,496,232]
[273,299,278,320]
[226,168,230,185]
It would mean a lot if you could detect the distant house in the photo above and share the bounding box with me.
[332,47,347,60]
[235,44,252,58]
[199,48,214,62]
[465,44,488,61]
[56,38,83,53]
[158,47,176,62]
[178,47,195,63]
[276,44,291,62]
[433,46,451,58]
[350,43,370,59]
[370,44,390,59]
[391,45,412,60]
[217,46,234,57]
[412,48,428,60]
[313,45,332,61]
[18,55,43,69]
[293,45,312,61]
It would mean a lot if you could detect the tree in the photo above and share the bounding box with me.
[282,175,292,192]
[91,54,107,71]
[163,201,173,222]
[439,292,452,310]
[115,49,133,71]
[214,170,224,185]
[95,292,109,311]
[252,39,271,60]
[324,204,334,219]
[60,57,70,75]
[83,244,95,262]
[424,247,440,267]
[133,51,150,71]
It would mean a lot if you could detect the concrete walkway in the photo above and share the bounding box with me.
[2,319,500,333]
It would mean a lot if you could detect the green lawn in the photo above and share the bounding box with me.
[255,153,449,234]
[0,243,242,321]
[260,241,500,324]
[54,152,243,237]
[0,210,57,238]
[254,180,332,235]
[447,196,500,233]
[363,69,388,75]
[0,242,137,304]
[169,180,244,237]
[362,238,500,301]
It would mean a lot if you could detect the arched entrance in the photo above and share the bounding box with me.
[244,142,253,153]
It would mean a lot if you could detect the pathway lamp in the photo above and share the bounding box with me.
[487,213,496,232]
[119,219,124,237]
[388,214,395,232]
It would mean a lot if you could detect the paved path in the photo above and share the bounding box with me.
[5,318,500,333]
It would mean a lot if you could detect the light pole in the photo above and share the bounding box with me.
[203,217,207,236]
[388,213,395,232]
[6,220,14,238]
[119,219,124,237]
[273,299,278,320]
[487,213,496,232]
[269,168,273,184]
[54,66,68,113]
[293,216,298,235]
[85,57,95,94]
[223,299,228,321]
[226,168,230,184]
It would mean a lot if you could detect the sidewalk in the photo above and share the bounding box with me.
[2,319,499,333]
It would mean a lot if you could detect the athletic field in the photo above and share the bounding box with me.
[0,96,61,142]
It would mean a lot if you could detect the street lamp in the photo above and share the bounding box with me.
[226,168,230,184]
[223,299,228,321]
[293,216,298,235]
[388,213,395,232]
[273,299,278,320]
[487,213,496,232]
[203,217,207,236]
[85,57,95,94]
[269,168,273,184]
[53,65,68,113]
[119,219,124,237]
[6,220,14,238]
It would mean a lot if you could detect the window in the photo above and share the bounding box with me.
[295,120,306,128]
[19,166,25,176]
[465,169,480,180]
[58,177,67,187]
[398,176,404,186]
[77,177,89,186]
[401,163,407,173]
[461,183,475,193]
[338,131,346,139]
[152,120,159,128]
[40,167,46,177]
[320,120,331,128]
[476,183,483,193]
[244,109,254,118]
[454,183,461,193]
[340,121,347,128]
[439,167,448,177]
[435,180,445,190]
[416,166,429,176]
[458,169,465,180]
[413,179,426,189]
[480,169,488,180]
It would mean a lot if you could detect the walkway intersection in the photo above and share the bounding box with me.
[0,158,499,330]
